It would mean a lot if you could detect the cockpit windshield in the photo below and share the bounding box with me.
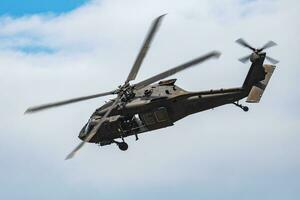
[79,119,93,138]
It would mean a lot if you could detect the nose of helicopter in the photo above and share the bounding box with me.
[79,119,93,139]
[78,118,97,140]
[78,124,88,140]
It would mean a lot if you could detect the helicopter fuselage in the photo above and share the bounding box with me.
[79,79,247,146]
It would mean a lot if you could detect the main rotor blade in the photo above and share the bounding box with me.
[134,51,221,90]
[125,14,166,83]
[238,54,251,63]
[266,56,279,64]
[260,41,277,51]
[65,98,120,160]
[25,90,116,114]
[236,38,255,51]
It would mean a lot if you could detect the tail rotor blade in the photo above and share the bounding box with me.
[236,38,255,51]
[266,56,279,64]
[260,41,277,51]
[238,54,251,63]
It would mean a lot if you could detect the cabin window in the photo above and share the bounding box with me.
[154,107,169,122]
[141,112,156,125]
[140,107,170,126]
[165,90,170,94]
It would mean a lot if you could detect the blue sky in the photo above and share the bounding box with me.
[0,0,90,54]
[0,0,89,16]
[0,0,299,200]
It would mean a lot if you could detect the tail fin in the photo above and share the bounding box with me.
[246,64,276,103]
[242,53,266,90]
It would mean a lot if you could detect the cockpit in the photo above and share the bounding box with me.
[78,116,101,139]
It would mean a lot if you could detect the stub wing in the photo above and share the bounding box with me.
[246,64,276,103]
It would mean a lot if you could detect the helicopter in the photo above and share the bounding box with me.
[25,15,278,159]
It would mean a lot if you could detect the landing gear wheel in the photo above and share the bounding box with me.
[242,106,249,112]
[233,102,249,112]
[118,142,128,151]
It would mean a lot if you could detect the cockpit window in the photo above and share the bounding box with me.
[80,119,93,138]
[84,122,91,134]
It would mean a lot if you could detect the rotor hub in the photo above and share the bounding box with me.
[250,52,260,63]
[117,84,135,102]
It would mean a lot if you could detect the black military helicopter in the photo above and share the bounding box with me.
[25,15,278,159]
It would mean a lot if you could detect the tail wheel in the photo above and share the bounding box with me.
[118,142,128,151]
[242,106,249,112]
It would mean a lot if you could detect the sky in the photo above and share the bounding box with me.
[0,0,299,200]
[0,0,88,16]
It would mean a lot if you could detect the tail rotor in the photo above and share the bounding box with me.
[236,38,279,64]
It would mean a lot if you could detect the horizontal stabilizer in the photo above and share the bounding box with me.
[246,64,276,103]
